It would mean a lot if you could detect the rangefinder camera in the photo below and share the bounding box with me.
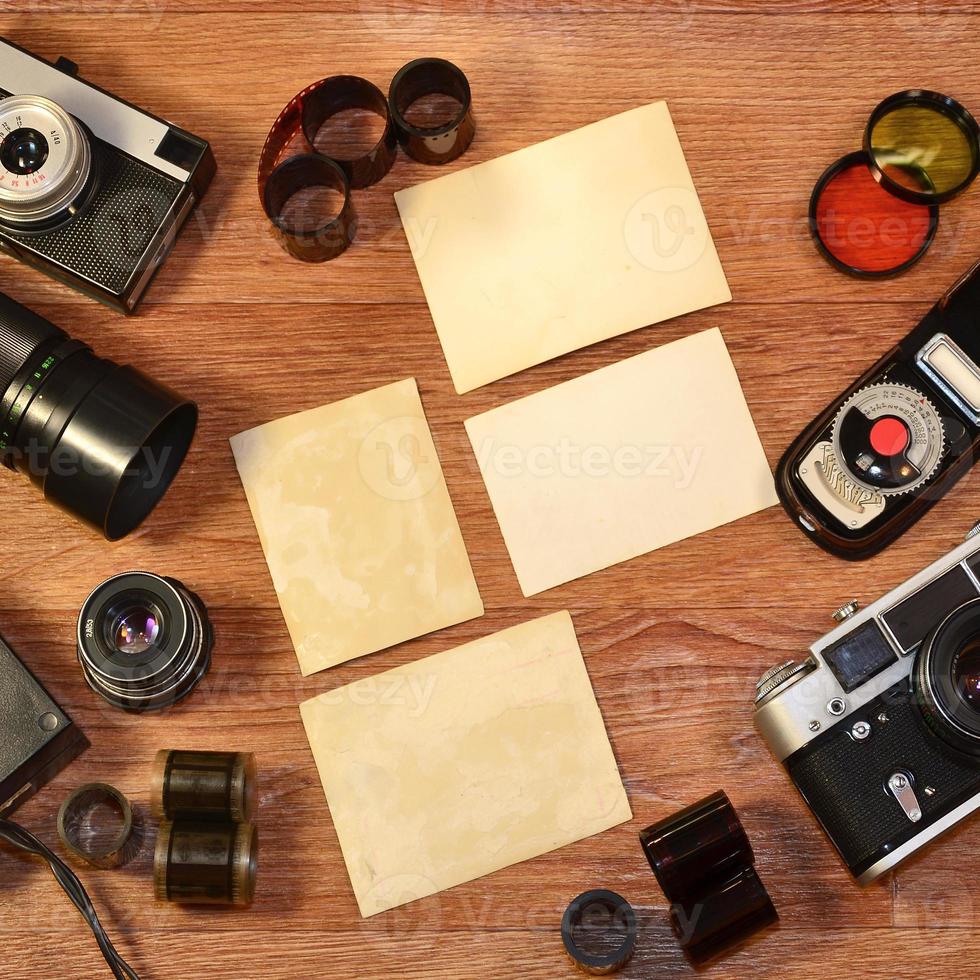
[776,259,980,559]
[755,523,980,883]
[0,36,215,313]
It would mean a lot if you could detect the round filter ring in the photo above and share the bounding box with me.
[809,150,938,279]
[865,89,980,206]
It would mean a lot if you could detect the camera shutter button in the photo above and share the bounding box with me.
[832,600,860,623]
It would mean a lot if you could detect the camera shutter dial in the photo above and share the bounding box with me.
[831,383,944,495]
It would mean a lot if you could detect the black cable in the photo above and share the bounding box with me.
[0,816,140,980]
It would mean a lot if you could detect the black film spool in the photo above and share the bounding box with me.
[561,889,637,976]
[57,783,141,869]
[388,58,475,165]
[301,75,397,189]
[262,154,357,262]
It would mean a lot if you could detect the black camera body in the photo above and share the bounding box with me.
[777,260,980,559]
[0,36,215,313]
[755,526,980,882]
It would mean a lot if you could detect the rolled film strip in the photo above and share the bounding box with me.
[57,783,141,870]
[560,889,638,976]
[150,749,257,823]
[388,58,475,165]
[154,819,258,907]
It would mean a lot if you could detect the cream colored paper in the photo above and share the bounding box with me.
[465,328,778,596]
[300,611,631,917]
[230,378,483,675]
[394,101,731,393]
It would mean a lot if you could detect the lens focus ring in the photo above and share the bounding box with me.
[0,95,92,229]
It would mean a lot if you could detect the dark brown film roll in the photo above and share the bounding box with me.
[151,749,257,823]
[154,819,258,907]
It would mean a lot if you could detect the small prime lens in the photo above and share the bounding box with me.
[0,292,197,539]
[1,128,49,175]
[916,598,980,758]
[77,572,213,713]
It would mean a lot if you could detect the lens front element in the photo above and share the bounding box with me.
[1,128,49,175]
[109,600,164,656]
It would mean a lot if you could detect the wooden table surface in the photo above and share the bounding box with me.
[4,3,980,978]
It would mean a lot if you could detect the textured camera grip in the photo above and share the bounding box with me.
[787,684,980,875]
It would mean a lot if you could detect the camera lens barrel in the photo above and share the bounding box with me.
[917,597,980,758]
[77,571,213,713]
[0,95,95,231]
[0,292,197,539]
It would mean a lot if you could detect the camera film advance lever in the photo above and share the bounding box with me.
[777,259,980,559]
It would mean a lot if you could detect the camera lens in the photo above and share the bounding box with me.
[916,598,980,758]
[0,128,49,175]
[0,292,197,539]
[952,639,980,709]
[110,601,163,656]
[78,572,213,713]
[0,96,93,230]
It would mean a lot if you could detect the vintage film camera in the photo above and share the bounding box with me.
[0,36,215,313]
[755,524,980,883]
[777,259,980,559]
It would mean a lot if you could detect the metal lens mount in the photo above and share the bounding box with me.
[0,95,93,230]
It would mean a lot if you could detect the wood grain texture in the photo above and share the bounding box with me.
[2,5,980,979]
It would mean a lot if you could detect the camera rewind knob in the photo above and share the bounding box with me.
[965,519,980,541]
[832,600,860,623]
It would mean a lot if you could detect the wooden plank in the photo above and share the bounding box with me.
[3,7,980,980]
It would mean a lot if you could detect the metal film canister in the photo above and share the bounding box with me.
[155,820,258,907]
[639,790,753,903]
[151,749,257,823]
[388,58,475,165]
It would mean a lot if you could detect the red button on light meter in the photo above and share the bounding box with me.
[870,417,909,456]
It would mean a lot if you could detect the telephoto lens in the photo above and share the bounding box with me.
[77,572,213,713]
[0,292,197,539]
